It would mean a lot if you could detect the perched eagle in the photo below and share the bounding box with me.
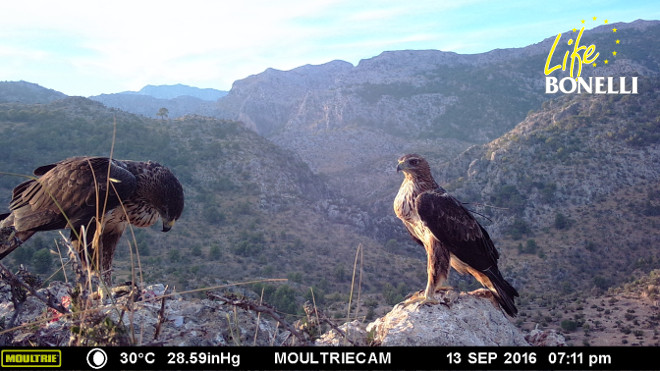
[0,156,184,282]
[394,154,518,316]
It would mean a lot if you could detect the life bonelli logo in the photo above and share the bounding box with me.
[544,17,637,94]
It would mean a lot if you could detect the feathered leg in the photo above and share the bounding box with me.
[405,241,450,306]
[70,225,104,281]
[99,227,124,286]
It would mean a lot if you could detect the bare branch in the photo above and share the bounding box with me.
[153,285,169,341]
[207,292,308,344]
[0,262,68,314]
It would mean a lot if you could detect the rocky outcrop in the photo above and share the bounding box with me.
[525,326,566,346]
[317,289,530,346]
[367,291,529,346]
[0,278,549,347]
[0,279,290,346]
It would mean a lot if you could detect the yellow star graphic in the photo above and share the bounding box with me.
[593,16,597,21]
[616,39,620,44]
[593,63,597,67]
[604,19,609,24]
[612,51,617,56]
[612,28,618,32]
[573,28,577,32]
[604,59,609,64]
[581,19,585,24]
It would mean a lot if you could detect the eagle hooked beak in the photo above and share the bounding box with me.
[396,161,406,173]
[162,219,176,232]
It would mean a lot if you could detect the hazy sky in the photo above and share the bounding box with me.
[1,0,658,96]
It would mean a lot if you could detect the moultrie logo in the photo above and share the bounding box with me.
[544,17,637,94]
[2,349,61,367]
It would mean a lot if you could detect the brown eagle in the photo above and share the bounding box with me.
[0,156,184,282]
[394,153,518,316]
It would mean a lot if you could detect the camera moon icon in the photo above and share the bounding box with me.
[87,348,108,369]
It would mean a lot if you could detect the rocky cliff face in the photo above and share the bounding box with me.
[217,20,659,142]
[440,77,660,226]
[211,20,660,240]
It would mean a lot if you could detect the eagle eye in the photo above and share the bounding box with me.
[409,159,419,166]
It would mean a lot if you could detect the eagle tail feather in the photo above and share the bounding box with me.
[486,268,519,317]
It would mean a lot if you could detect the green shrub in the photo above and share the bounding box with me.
[508,218,530,240]
[209,244,222,260]
[554,213,571,229]
[31,248,52,274]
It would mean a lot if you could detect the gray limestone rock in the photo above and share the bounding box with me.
[366,290,529,346]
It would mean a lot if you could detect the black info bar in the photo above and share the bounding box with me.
[0,346,655,370]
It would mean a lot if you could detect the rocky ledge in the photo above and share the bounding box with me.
[0,275,563,347]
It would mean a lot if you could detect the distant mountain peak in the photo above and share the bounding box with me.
[134,84,227,101]
[88,83,229,119]
[111,84,227,101]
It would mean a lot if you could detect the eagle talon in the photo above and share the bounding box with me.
[438,288,458,308]
[111,281,140,299]
[1,226,14,240]
[402,291,441,307]
[403,289,424,300]
[0,227,21,250]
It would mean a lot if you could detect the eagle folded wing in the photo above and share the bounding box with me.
[8,157,137,232]
[416,189,499,271]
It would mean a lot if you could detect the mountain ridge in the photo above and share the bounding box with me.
[130,83,227,101]
[211,20,660,223]
[88,84,227,119]
[0,81,67,104]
